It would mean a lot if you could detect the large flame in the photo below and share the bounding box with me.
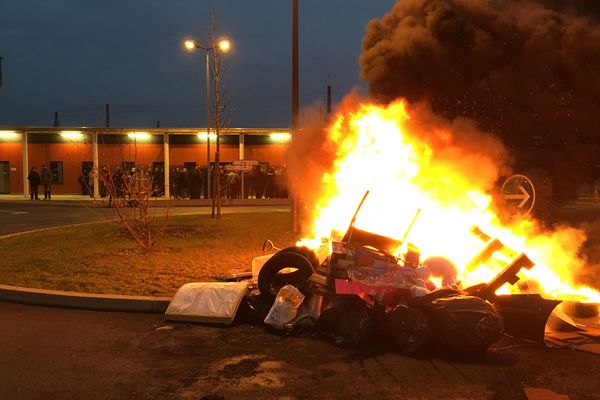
[299,100,600,302]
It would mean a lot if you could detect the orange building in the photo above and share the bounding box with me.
[0,127,291,196]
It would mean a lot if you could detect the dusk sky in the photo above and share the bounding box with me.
[0,0,396,128]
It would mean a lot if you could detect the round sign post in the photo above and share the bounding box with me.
[500,174,536,216]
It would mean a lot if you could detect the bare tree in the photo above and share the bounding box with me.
[83,136,172,254]
[100,163,171,253]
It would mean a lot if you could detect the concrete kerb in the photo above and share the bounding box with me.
[0,284,171,314]
[0,221,171,314]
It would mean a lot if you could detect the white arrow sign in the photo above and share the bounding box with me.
[504,185,530,208]
[500,174,536,216]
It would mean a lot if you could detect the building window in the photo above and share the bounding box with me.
[50,161,63,184]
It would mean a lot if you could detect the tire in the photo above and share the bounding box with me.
[278,246,321,270]
[258,251,314,303]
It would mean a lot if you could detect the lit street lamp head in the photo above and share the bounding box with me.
[184,40,197,51]
[217,38,231,54]
[183,37,232,54]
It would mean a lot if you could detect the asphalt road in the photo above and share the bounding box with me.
[0,201,289,237]
[2,199,600,238]
[1,302,599,400]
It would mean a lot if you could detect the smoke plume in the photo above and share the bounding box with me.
[360,0,600,214]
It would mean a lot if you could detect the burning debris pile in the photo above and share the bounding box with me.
[168,98,600,356]
[290,100,599,305]
[247,99,599,355]
[248,192,564,355]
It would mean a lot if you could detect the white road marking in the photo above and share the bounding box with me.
[0,210,29,215]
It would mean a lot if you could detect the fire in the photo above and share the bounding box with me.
[299,100,600,303]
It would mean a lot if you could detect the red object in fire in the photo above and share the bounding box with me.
[334,279,411,306]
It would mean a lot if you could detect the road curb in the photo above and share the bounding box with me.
[0,283,171,314]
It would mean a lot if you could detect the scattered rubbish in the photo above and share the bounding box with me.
[560,301,600,319]
[224,272,253,282]
[252,254,273,282]
[415,292,504,353]
[257,251,314,302]
[236,293,272,325]
[165,281,250,325]
[283,314,317,334]
[546,305,584,332]
[264,284,305,330]
[317,295,375,348]
[572,343,600,356]
[545,326,600,355]
[493,294,560,342]
[253,192,542,355]
[281,293,324,334]
[382,304,433,356]
[171,191,597,359]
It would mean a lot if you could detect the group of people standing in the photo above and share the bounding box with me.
[27,165,53,200]
[25,162,289,201]
[104,166,163,207]
[168,164,288,200]
[170,166,206,199]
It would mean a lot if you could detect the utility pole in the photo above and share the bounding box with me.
[291,0,299,232]
[53,111,60,127]
[205,50,212,202]
[213,39,222,219]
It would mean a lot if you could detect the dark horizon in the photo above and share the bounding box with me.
[0,1,395,129]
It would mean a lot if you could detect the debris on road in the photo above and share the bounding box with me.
[264,284,305,330]
[167,192,600,358]
[165,281,250,325]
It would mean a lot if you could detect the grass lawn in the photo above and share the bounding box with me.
[0,212,298,296]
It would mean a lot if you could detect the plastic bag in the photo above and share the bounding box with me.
[264,284,305,329]
[382,305,433,356]
[421,294,504,353]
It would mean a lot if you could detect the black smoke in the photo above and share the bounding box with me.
[360,0,600,219]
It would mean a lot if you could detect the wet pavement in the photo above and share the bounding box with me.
[1,302,600,400]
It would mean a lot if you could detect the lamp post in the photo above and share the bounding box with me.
[184,38,231,201]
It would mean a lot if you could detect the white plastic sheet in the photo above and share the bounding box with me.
[165,281,250,325]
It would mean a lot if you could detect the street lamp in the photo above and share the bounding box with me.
[184,37,232,200]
